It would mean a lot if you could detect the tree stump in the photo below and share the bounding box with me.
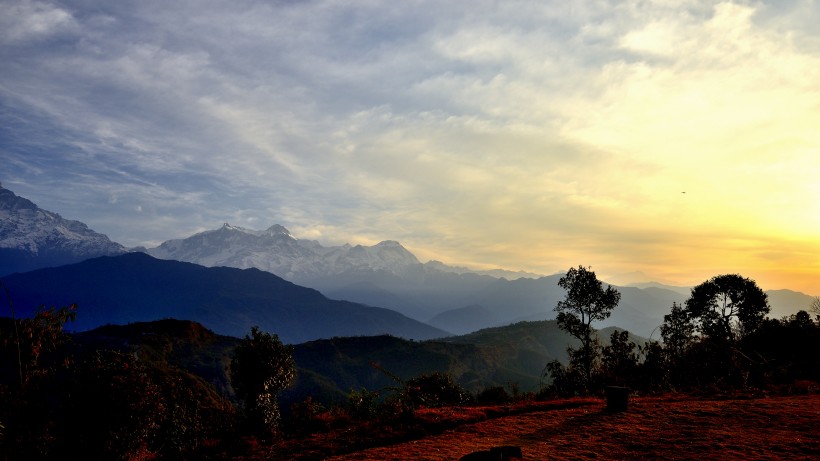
[606,386,629,412]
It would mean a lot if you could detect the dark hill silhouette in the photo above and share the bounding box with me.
[0,252,449,342]
[64,317,646,408]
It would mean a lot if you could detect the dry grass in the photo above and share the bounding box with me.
[324,393,820,460]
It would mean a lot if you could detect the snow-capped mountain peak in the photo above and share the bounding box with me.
[263,224,292,237]
[146,224,424,279]
[0,185,126,275]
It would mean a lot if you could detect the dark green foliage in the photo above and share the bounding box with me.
[741,311,820,386]
[347,387,380,420]
[6,304,76,385]
[0,305,78,459]
[685,274,770,341]
[665,274,772,389]
[0,311,237,460]
[56,349,165,459]
[230,326,297,437]
[286,396,336,436]
[634,340,667,391]
[554,266,621,392]
[476,386,511,404]
[401,372,473,408]
[600,330,638,386]
[540,359,584,397]
[661,302,695,361]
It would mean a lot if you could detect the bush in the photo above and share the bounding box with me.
[401,372,473,408]
[287,396,331,436]
[476,386,511,404]
[347,387,379,421]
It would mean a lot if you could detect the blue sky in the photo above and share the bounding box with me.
[2,0,819,294]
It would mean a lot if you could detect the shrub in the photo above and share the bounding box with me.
[401,372,473,408]
[477,386,511,404]
[347,387,379,421]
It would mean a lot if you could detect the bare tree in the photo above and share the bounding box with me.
[810,296,820,321]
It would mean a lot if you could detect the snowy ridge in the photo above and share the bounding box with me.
[147,223,422,279]
[0,185,126,275]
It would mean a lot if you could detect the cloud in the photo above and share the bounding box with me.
[0,0,77,43]
[1,0,819,293]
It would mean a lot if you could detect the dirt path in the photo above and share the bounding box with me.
[327,394,820,460]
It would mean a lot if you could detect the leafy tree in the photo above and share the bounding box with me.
[230,326,296,438]
[56,349,165,459]
[661,302,695,359]
[635,340,667,391]
[601,330,638,386]
[0,304,77,386]
[741,311,820,386]
[685,274,770,342]
[554,265,621,392]
[0,305,77,459]
[541,359,583,397]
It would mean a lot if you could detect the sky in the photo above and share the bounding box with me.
[1,0,819,295]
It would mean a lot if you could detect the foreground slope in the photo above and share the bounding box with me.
[325,394,820,461]
[0,253,448,342]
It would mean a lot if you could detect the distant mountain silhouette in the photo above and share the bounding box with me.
[0,253,449,343]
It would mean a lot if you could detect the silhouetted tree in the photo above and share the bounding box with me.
[554,266,621,392]
[810,296,820,322]
[635,340,667,391]
[541,358,584,397]
[661,302,695,359]
[741,311,820,386]
[660,302,696,387]
[601,330,638,386]
[685,274,770,342]
[230,326,296,439]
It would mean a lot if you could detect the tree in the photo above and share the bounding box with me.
[809,296,820,322]
[660,302,696,388]
[601,330,638,386]
[230,326,296,438]
[684,274,770,342]
[554,265,621,392]
[661,302,695,359]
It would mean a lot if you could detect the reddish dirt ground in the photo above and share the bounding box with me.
[326,394,820,460]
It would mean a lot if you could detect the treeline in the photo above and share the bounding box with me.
[542,268,820,396]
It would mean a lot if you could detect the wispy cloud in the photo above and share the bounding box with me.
[1,0,818,293]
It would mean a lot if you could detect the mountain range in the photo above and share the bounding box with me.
[141,222,681,336]
[142,223,814,337]
[1,252,447,343]
[1,184,815,340]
